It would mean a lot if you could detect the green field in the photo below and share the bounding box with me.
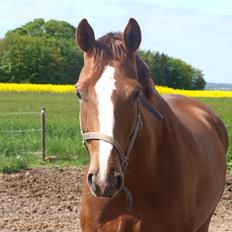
[0,92,86,172]
[0,93,231,173]
[199,98,232,170]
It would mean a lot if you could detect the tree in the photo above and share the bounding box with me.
[6,18,45,37]
[44,20,75,39]
[138,50,206,90]
[0,19,83,84]
[0,18,206,89]
[191,69,206,90]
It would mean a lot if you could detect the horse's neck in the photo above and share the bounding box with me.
[125,91,177,187]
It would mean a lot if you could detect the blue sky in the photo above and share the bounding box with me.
[1,0,232,83]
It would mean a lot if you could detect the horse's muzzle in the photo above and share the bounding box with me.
[87,172,123,198]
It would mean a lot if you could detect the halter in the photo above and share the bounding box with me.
[82,102,142,170]
[81,93,163,210]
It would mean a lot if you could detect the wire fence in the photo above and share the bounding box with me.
[0,112,40,115]
[0,129,42,133]
[0,108,46,160]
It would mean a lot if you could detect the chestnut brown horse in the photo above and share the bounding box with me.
[75,18,228,232]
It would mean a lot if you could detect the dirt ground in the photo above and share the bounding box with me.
[0,168,231,232]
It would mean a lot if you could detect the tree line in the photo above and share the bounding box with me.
[0,19,206,89]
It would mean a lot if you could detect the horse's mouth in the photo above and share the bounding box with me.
[89,184,120,199]
[88,184,133,211]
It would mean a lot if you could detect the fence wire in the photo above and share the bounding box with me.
[0,129,41,133]
[0,111,41,133]
[0,110,45,159]
[0,112,40,115]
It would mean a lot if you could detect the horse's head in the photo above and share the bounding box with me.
[75,18,144,199]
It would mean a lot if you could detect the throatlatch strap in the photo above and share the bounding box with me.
[124,113,142,168]
[138,95,164,120]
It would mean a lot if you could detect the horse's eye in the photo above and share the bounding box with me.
[76,90,82,99]
[132,90,140,101]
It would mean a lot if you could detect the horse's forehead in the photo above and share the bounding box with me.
[81,58,114,80]
[95,65,116,92]
[79,60,135,98]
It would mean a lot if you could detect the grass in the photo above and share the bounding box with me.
[199,98,232,170]
[0,92,231,173]
[0,92,87,173]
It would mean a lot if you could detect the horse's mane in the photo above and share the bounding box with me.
[92,32,154,97]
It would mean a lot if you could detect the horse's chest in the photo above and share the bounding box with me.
[96,217,191,232]
[96,215,142,232]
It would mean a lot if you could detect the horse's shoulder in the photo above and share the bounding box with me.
[161,94,228,151]
[161,94,214,120]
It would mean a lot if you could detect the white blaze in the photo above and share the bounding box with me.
[95,66,116,180]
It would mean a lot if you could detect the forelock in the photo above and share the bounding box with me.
[91,33,126,61]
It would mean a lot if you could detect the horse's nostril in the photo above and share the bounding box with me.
[87,173,94,186]
[115,174,123,190]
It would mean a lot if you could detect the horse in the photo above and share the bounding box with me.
[75,18,228,232]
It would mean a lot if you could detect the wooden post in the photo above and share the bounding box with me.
[41,107,45,161]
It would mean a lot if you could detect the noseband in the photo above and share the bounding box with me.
[81,94,163,210]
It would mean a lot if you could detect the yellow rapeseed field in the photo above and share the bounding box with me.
[0,83,73,93]
[157,86,232,98]
[0,83,232,97]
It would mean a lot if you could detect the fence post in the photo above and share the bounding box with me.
[41,107,45,161]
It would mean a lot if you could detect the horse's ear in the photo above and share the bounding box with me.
[76,19,95,52]
[123,18,141,53]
